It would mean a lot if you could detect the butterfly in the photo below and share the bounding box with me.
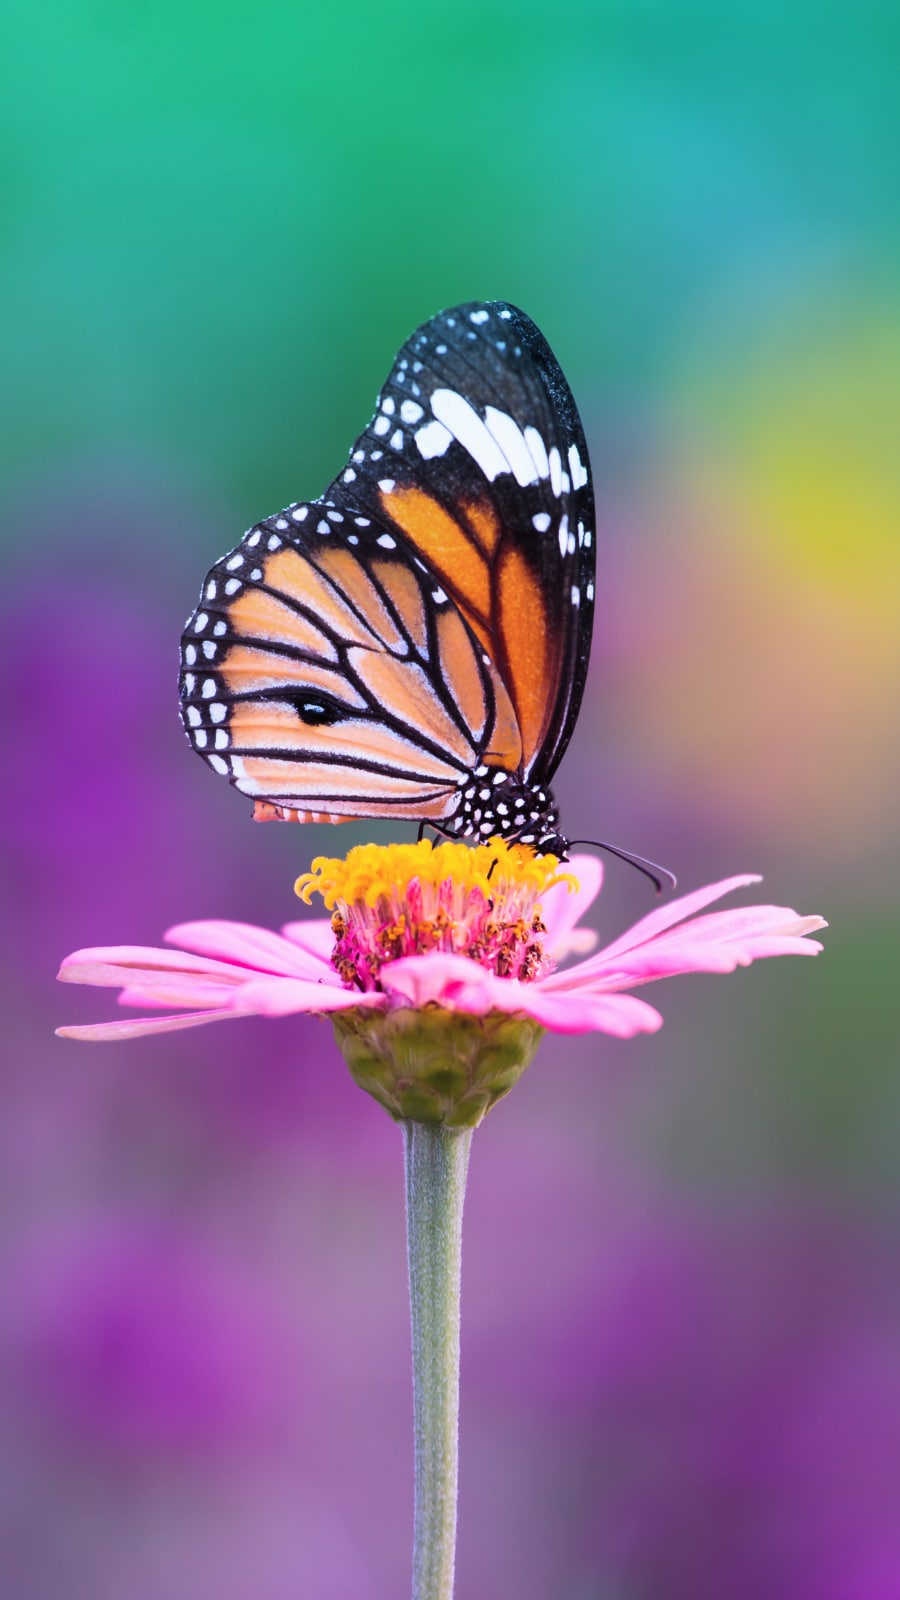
[179,300,595,856]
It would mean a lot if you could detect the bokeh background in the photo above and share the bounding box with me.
[3,2,898,1596]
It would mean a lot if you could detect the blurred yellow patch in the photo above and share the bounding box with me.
[680,302,900,602]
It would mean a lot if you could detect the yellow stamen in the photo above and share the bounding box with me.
[295,837,576,910]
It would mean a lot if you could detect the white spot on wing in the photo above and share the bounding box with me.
[389,428,404,450]
[373,415,390,436]
[377,534,396,549]
[400,399,424,423]
[209,755,229,775]
[483,406,539,485]
[430,389,508,480]
[548,447,563,496]
[470,309,490,324]
[532,512,551,533]
[210,703,227,724]
[568,443,589,489]
[524,427,550,479]
[415,420,453,459]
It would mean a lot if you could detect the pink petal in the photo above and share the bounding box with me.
[57,946,253,985]
[513,987,664,1037]
[280,921,336,962]
[166,920,330,980]
[114,974,249,1009]
[612,903,822,948]
[541,854,603,955]
[379,953,495,1013]
[378,953,663,1039]
[601,918,828,986]
[571,939,820,991]
[57,958,247,1014]
[552,927,600,961]
[546,903,826,993]
[233,976,385,1018]
[56,1007,240,1042]
[559,874,764,983]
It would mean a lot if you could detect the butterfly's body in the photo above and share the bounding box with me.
[180,301,595,854]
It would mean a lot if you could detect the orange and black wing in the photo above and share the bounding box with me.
[179,506,514,822]
[325,300,595,783]
[179,301,594,831]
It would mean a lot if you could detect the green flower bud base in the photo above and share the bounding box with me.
[331,1006,544,1128]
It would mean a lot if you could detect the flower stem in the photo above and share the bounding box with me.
[403,1120,473,1600]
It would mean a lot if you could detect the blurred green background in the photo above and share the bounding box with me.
[3,3,898,1597]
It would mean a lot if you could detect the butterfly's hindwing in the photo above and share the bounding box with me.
[179,507,507,820]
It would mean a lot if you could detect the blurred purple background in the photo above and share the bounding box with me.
[3,3,898,1596]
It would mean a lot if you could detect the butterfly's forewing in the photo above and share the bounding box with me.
[326,300,595,783]
[179,301,595,834]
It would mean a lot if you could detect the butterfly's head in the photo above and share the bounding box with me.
[534,830,571,861]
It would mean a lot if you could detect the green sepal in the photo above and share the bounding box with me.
[330,1005,544,1128]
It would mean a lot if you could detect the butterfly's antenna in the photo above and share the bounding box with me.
[566,839,677,895]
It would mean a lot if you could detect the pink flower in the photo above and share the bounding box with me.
[57,856,826,1045]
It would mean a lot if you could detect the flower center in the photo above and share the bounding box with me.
[296,837,576,993]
